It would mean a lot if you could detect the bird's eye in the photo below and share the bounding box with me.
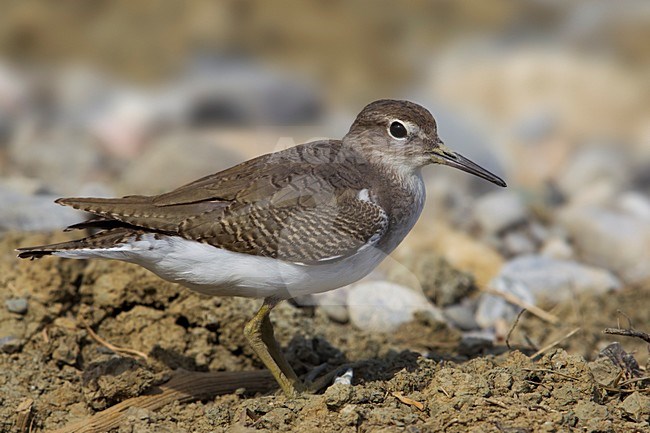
[389,121,408,139]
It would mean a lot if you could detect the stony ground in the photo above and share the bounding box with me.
[1,231,649,433]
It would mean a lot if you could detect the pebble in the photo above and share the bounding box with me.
[347,281,444,333]
[501,231,536,256]
[5,298,28,314]
[540,236,574,260]
[473,190,528,234]
[0,336,23,353]
[475,278,532,329]
[387,253,475,307]
[0,184,81,231]
[497,255,621,300]
[559,206,650,284]
[619,392,650,423]
[557,147,630,201]
[8,132,104,194]
[616,191,650,220]
[311,287,350,323]
[443,300,479,331]
[324,382,353,409]
[476,255,621,328]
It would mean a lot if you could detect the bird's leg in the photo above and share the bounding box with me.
[243,297,305,397]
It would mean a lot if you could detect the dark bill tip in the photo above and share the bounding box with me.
[439,151,507,187]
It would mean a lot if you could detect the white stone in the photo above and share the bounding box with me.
[496,255,621,301]
[540,236,574,260]
[616,191,650,220]
[476,255,621,329]
[559,206,650,284]
[347,281,443,333]
[557,147,629,203]
[473,190,527,234]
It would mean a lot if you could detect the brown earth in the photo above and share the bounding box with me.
[1,231,649,433]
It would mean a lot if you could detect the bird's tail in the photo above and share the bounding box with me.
[16,228,141,260]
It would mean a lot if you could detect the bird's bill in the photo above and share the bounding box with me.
[431,146,507,187]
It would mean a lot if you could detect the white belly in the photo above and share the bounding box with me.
[55,234,389,299]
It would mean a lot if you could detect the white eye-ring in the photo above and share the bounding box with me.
[388,121,408,139]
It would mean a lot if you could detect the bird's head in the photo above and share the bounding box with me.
[344,99,506,187]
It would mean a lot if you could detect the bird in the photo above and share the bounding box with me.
[17,99,506,397]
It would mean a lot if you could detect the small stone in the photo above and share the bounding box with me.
[540,236,574,260]
[388,253,475,307]
[559,206,650,284]
[0,336,23,353]
[619,392,650,422]
[0,184,82,231]
[312,287,350,323]
[475,278,533,329]
[617,191,650,220]
[5,298,28,314]
[501,231,536,256]
[473,190,527,234]
[557,147,629,201]
[347,281,444,333]
[573,401,608,424]
[443,301,478,331]
[494,255,621,302]
[588,356,620,387]
[324,383,353,409]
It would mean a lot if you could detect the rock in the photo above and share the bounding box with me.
[619,392,650,423]
[347,281,444,333]
[501,231,536,256]
[0,184,82,231]
[559,206,650,284]
[540,236,574,260]
[311,287,350,323]
[557,147,630,202]
[588,356,621,387]
[387,253,476,307]
[82,357,155,410]
[0,336,23,353]
[5,298,28,314]
[473,190,528,234]
[496,255,621,301]
[8,132,105,194]
[443,300,479,331]
[291,287,350,323]
[324,382,353,409]
[476,255,621,329]
[399,222,505,288]
[475,278,533,329]
[616,191,650,220]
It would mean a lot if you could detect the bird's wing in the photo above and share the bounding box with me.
[55,140,388,264]
[177,185,388,264]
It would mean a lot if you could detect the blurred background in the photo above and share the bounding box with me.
[1,1,650,344]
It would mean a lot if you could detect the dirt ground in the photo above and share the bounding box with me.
[1,231,649,433]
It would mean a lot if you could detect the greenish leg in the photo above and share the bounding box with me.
[243,297,305,397]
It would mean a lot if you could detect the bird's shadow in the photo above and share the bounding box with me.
[284,334,422,387]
